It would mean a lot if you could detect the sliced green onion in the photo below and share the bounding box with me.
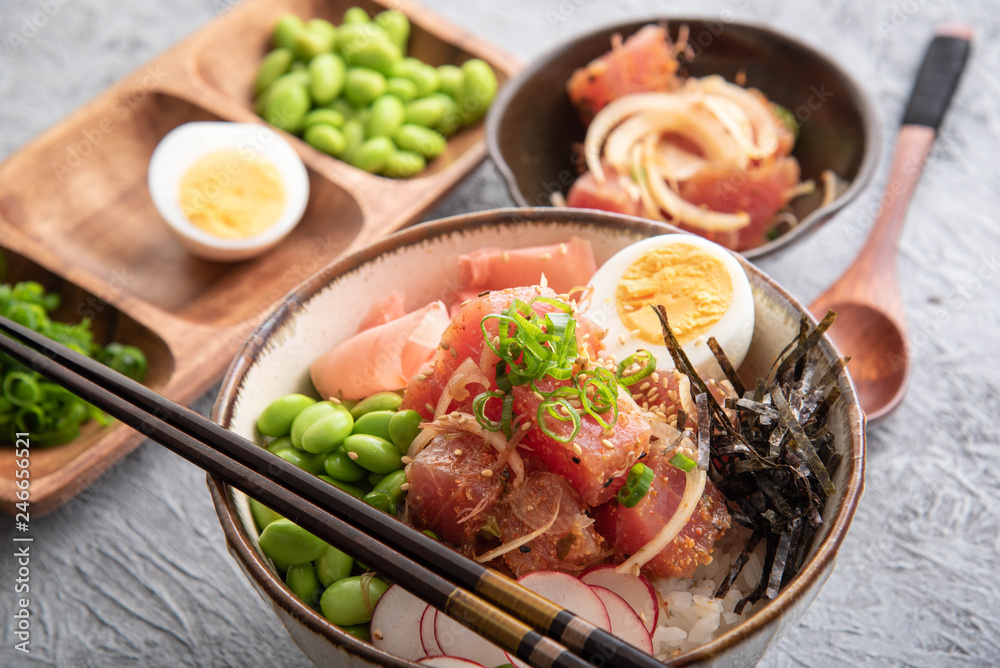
[537,398,581,443]
[473,391,505,433]
[616,463,655,508]
[617,350,656,386]
[669,452,697,472]
[4,372,42,406]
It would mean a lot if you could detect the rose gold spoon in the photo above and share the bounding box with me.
[810,25,972,421]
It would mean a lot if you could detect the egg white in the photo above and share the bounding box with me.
[583,234,755,381]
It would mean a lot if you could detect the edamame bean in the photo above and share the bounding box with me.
[265,435,293,454]
[342,434,402,473]
[308,53,346,105]
[273,448,323,475]
[338,23,400,74]
[250,498,283,531]
[350,136,394,174]
[315,545,354,587]
[339,119,366,163]
[367,472,386,487]
[306,18,338,49]
[342,7,370,24]
[351,409,396,441]
[403,96,447,128]
[393,124,445,159]
[373,9,410,53]
[301,406,354,454]
[263,81,311,134]
[259,519,328,565]
[339,624,372,642]
[255,48,294,96]
[256,70,311,115]
[290,61,306,73]
[318,475,370,498]
[303,108,345,129]
[459,58,498,124]
[257,393,316,437]
[305,124,346,156]
[363,469,407,513]
[323,447,367,482]
[385,76,418,102]
[410,64,440,97]
[389,57,423,80]
[293,23,337,62]
[286,562,322,606]
[437,64,464,100]
[290,401,337,449]
[329,98,358,119]
[344,67,387,106]
[388,409,422,454]
[382,150,426,178]
[351,392,404,418]
[319,575,390,626]
[365,95,405,138]
[273,14,305,50]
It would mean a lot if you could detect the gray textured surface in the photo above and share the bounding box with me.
[1,0,999,666]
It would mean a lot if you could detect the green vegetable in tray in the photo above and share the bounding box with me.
[0,277,148,446]
[253,7,498,178]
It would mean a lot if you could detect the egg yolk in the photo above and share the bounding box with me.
[178,150,286,239]
[615,243,733,346]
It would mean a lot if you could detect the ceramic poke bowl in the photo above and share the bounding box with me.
[486,19,881,260]
[209,207,865,667]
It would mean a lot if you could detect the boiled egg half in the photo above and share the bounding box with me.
[584,234,754,380]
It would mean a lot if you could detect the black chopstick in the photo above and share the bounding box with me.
[0,316,662,668]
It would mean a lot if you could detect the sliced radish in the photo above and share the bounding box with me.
[370,585,428,661]
[589,586,654,654]
[516,571,611,631]
[417,657,487,668]
[433,608,509,668]
[580,565,660,634]
[420,604,443,656]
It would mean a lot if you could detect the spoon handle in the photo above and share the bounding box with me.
[856,26,973,270]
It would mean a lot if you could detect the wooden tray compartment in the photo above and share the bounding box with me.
[0,0,519,515]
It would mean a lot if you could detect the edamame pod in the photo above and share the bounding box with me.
[303,108,346,129]
[273,14,305,50]
[250,498,283,531]
[350,136,394,174]
[385,76,418,102]
[290,401,337,449]
[365,95,405,138]
[323,447,367,482]
[393,124,445,159]
[351,409,396,441]
[344,67,387,106]
[259,519,328,565]
[255,48,294,96]
[373,9,410,54]
[350,392,403,418]
[459,59,498,124]
[342,434,402,473]
[273,448,323,475]
[388,409,422,454]
[308,53,346,105]
[437,64,464,100]
[305,123,347,156]
[320,575,390,625]
[257,393,316,437]
[301,406,354,454]
[382,150,425,178]
[315,545,354,587]
[264,81,311,134]
[286,562,322,606]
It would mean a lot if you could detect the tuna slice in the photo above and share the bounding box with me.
[311,300,451,401]
[496,472,606,577]
[405,432,506,549]
[565,165,642,218]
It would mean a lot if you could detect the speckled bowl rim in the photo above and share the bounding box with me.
[485,17,882,261]
[209,207,866,667]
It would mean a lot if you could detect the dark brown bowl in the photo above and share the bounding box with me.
[486,18,881,260]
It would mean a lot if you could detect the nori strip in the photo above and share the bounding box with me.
[707,336,746,396]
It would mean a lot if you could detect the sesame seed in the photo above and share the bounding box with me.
[401,456,413,465]
[481,469,493,478]
[533,391,545,402]
[602,438,614,449]
[539,252,552,261]
[572,443,583,456]
[651,372,660,383]
[648,392,660,403]
[415,373,427,381]
[667,390,677,401]
[329,396,342,404]
[572,457,581,464]
[501,250,510,263]
[461,298,472,307]
[618,334,626,345]
[639,612,647,624]
[603,428,615,437]
[372,629,384,641]
[521,421,532,431]
[347,451,359,461]
[440,341,450,351]
[519,545,532,553]
[450,347,458,358]
[559,242,568,256]
[478,290,490,297]
[425,403,435,413]
[400,483,410,491]
[639,382,651,392]
[454,449,464,457]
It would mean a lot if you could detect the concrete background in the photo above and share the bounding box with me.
[1,0,999,665]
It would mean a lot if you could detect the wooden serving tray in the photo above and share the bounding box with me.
[0,0,519,516]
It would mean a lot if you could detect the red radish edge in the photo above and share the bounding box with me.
[580,564,660,634]
[417,656,487,668]
[434,608,509,668]
[516,571,611,630]
[420,605,442,656]
[589,586,654,655]
[370,585,428,661]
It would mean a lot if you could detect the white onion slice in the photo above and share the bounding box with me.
[697,75,780,157]
[643,160,751,232]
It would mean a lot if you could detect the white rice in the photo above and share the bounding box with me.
[650,524,765,659]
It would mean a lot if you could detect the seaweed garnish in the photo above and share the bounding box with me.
[652,305,845,609]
